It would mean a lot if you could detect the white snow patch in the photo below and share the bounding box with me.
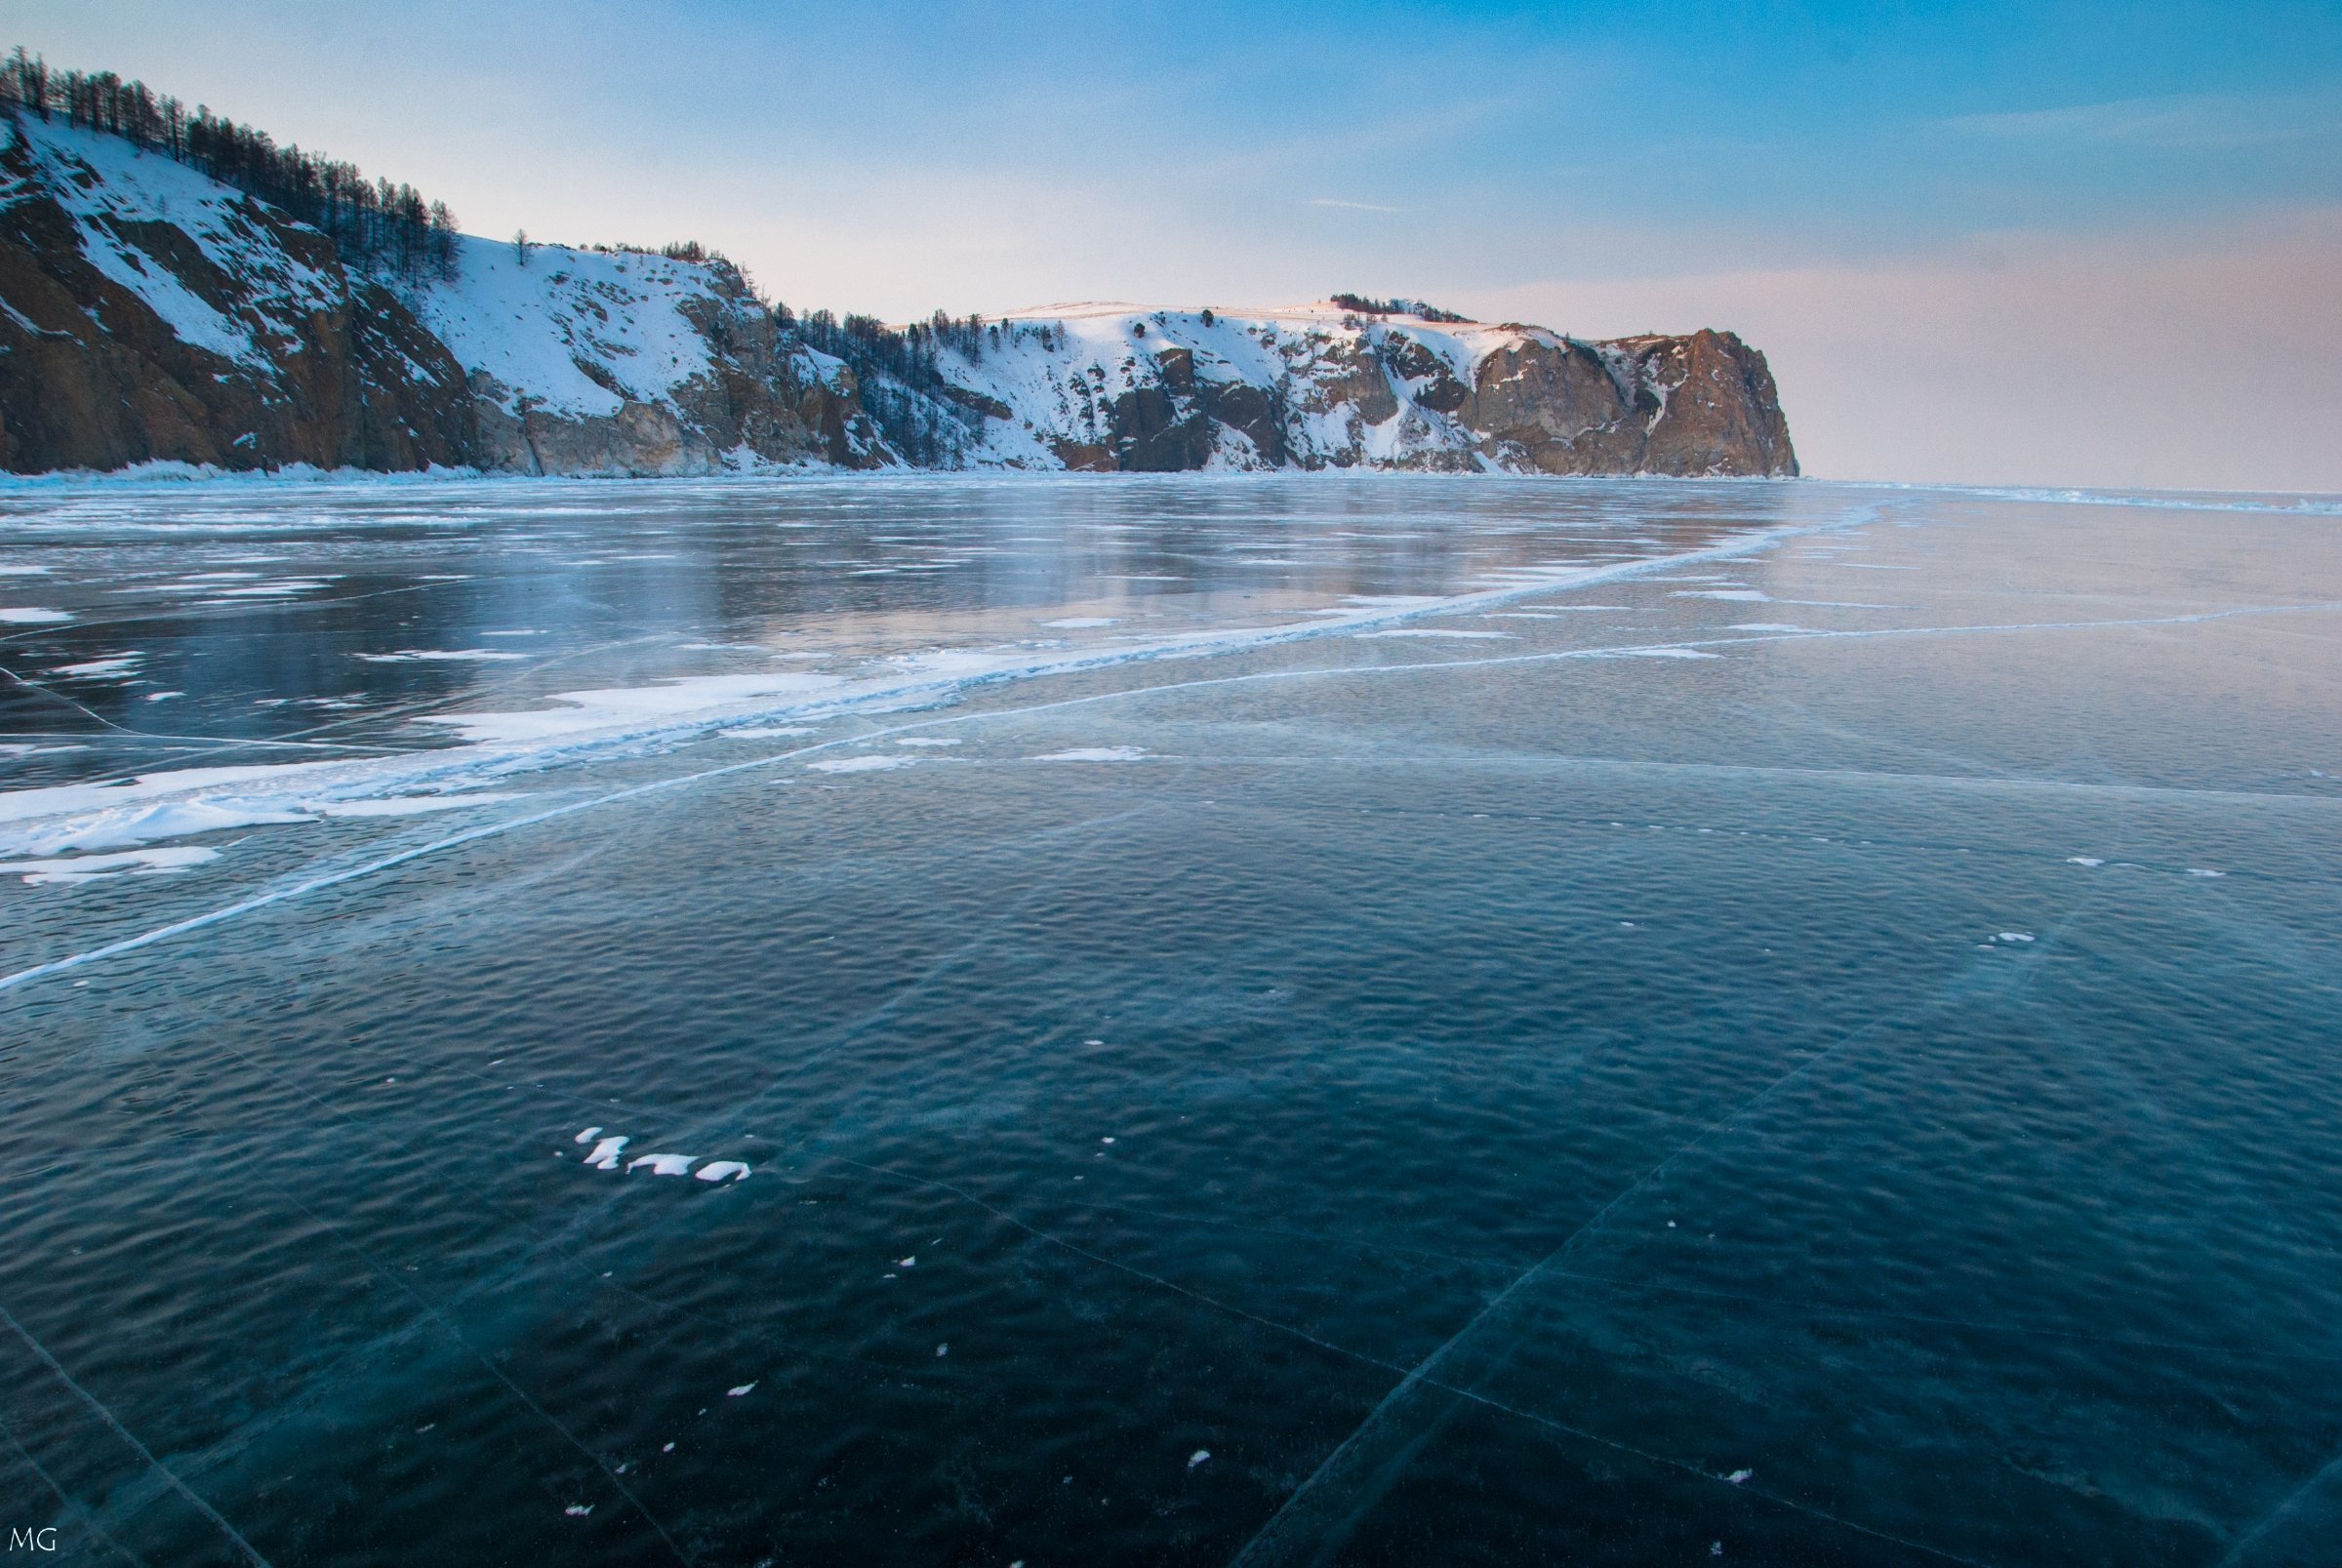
[0,608,71,623]
[808,754,916,774]
[52,655,142,677]
[353,649,531,663]
[1033,746,1148,762]
[0,845,219,884]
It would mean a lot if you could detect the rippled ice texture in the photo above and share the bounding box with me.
[2,475,2339,1567]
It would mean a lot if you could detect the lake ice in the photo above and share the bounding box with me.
[1,473,2338,1566]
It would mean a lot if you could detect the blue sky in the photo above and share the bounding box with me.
[11,1,2341,486]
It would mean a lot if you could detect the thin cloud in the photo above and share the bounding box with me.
[1942,94,2330,150]
[1310,198,1403,213]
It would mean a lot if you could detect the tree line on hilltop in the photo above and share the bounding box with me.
[0,48,459,281]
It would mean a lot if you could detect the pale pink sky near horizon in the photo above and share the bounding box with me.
[1476,212,2342,491]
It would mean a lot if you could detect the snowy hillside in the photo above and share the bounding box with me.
[886,300,1794,476]
[1,101,1795,477]
[2,116,341,367]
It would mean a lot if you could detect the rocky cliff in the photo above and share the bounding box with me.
[0,110,1796,479]
[930,303,1795,476]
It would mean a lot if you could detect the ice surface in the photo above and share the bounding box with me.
[0,512,1843,880]
[808,755,917,774]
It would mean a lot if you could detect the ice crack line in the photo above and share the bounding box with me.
[831,1156,1994,1568]
[0,1303,274,1567]
[1222,985,1975,1568]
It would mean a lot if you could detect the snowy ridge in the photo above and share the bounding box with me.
[883,300,1792,476]
[6,117,337,366]
[413,237,723,419]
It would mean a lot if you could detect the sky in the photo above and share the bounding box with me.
[8,0,2340,489]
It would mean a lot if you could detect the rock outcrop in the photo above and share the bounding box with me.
[0,110,1797,479]
[0,116,476,472]
[941,305,1797,476]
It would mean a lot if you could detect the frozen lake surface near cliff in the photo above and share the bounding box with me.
[2,474,2340,1566]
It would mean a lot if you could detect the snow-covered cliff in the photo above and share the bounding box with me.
[919,302,1794,475]
[0,110,1795,478]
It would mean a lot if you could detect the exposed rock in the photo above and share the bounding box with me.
[936,308,1797,476]
[0,120,474,473]
[0,111,1797,480]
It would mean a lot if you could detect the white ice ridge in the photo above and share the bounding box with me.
[0,768,522,860]
[574,1131,747,1182]
[0,512,1875,871]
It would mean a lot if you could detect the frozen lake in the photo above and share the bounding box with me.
[2,474,2339,1565]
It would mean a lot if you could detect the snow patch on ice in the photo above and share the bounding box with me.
[0,845,219,884]
[808,754,916,774]
[52,654,142,677]
[1033,746,1148,762]
[353,649,532,663]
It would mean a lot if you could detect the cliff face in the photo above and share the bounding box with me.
[932,305,1797,476]
[0,115,475,472]
[0,112,1797,479]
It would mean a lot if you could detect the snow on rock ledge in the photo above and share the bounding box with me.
[0,111,1794,477]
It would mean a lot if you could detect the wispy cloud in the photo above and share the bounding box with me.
[1311,198,1403,213]
[1943,94,2331,150]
